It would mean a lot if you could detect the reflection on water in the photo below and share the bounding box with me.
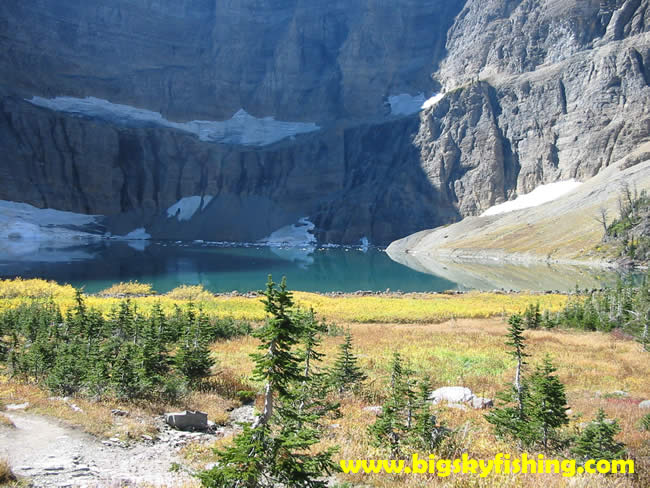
[0,240,630,293]
[385,248,628,292]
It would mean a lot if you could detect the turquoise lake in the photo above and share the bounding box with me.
[0,240,628,293]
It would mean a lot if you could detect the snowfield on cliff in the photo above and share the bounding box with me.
[28,96,321,146]
[481,180,583,216]
[167,196,214,222]
[388,92,444,115]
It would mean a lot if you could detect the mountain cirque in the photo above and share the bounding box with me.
[0,0,649,245]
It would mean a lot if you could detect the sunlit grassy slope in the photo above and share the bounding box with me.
[388,149,650,263]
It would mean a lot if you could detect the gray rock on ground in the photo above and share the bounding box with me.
[228,405,256,425]
[164,410,208,431]
[471,397,494,410]
[639,400,650,409]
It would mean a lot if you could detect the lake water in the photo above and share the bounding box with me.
[0,240,627,294]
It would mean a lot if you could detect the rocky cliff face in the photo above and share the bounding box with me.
[1,0,650,245]
[412,0,650,217]
[0,0,463,122]
[0,95,457,244]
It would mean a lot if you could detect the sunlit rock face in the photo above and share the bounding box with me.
[1,0,650,244]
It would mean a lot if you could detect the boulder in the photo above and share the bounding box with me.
[429,387,474,404]
[164,410,208,431]
[639,400,650,410]
[229,405,256,425]
[471,397,494,410]
[609,391,629,398]
[5,402,29,411]
[363,406,383,415]
[429,387,493,410]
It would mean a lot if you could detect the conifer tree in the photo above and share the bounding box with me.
[408,379,448,452]
[140,313,168,384]
[640,413,650,432]
[199,276,337,488]
[572,408,626,462]
[25,330,54,382]
[329,330,367,395]
[166,304,185,343]
[46,338,86,395]
[524,355,569,451]
[506,313,529,415]
[486,313,530,444]
[113,299,136,341]
[368,352,414,457]
[524,303,541,329]
[175,303,214,383]
[111,342,142,399]
[293,309,339,424]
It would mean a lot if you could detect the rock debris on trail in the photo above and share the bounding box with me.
[0,412,205,487]
[1,413,188,487]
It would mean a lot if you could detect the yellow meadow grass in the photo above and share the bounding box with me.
[0,278,75,299]
[0,279,568,324]
[165,284,215,302]
[97,281,155,297]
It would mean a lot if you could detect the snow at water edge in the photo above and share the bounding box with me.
[481,180,583,217]
[259,217,317,246]
[0,200,101,241]
[120,228,151,240]
[388,92,445,116]
[27,96,321,146]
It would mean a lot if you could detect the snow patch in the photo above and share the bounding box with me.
[481,180,583,217]
[201,196,213,210]
[167,197,203,222]
[422,93,444,110]
[388,93,427,116]
[259,217,317,246]
[0,200,101,241]
[388,92,444,116]
[166,196,214,222]
[121,228,151,240]
[27,96,320,146]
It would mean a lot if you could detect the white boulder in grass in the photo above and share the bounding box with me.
[639,400,650,409]
[429,387,474,404]
[428,387,493,410]
[5,402,30,411]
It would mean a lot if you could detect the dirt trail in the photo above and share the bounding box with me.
[0,412,199,487]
